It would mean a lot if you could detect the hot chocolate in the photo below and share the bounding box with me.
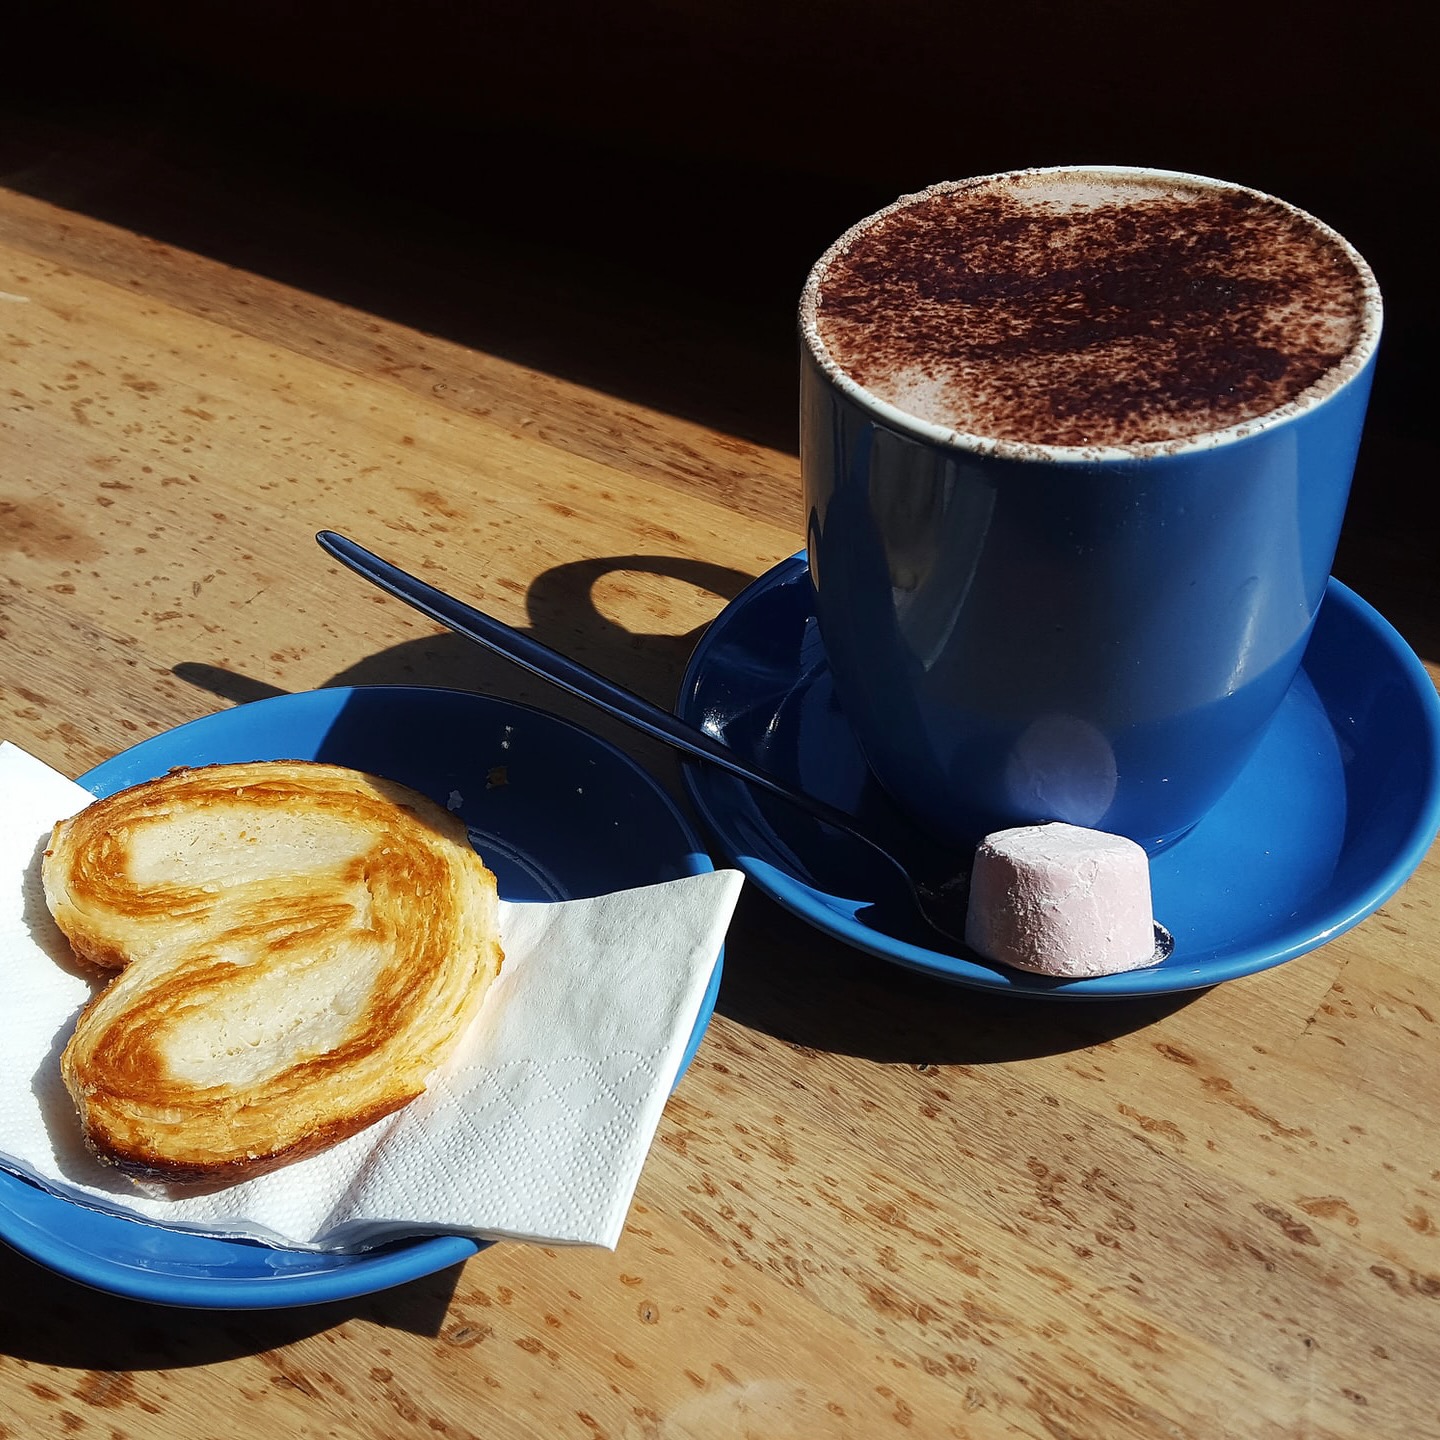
[802,168,1378,451]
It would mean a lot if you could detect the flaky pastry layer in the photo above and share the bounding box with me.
[41,760,503,1182]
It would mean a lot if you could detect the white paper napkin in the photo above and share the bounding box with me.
[0,741,742,1252]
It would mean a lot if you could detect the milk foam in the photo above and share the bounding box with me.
[803,167,1380,453]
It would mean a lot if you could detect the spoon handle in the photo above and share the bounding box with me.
[316,531,860,833]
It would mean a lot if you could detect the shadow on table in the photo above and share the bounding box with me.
[0,1245,469,1365]
[318,550,753,707]
[3,5,1433,658]
[178,550,756,795]
[717,888,1202,1065]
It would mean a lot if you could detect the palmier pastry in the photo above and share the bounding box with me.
[41,760,503,1182]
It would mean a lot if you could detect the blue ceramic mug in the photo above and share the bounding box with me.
[800,166,1382,853]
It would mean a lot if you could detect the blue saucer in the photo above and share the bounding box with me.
[1,686,721,1308]
[677,555,1440,999]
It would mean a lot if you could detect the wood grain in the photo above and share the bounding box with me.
[3,174,1439,1440]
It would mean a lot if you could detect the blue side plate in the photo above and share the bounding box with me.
[1,685,720,1307]
[678,555,1440,998]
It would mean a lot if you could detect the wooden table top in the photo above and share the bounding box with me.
[2,141,1438,1440]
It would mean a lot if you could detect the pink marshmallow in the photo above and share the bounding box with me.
[964,822,1158,978]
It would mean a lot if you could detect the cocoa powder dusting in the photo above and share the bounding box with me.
[810,173,1370,448]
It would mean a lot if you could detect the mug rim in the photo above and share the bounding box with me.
[799,164,1384,464]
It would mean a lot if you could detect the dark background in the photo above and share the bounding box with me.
[3,0,1432,646]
